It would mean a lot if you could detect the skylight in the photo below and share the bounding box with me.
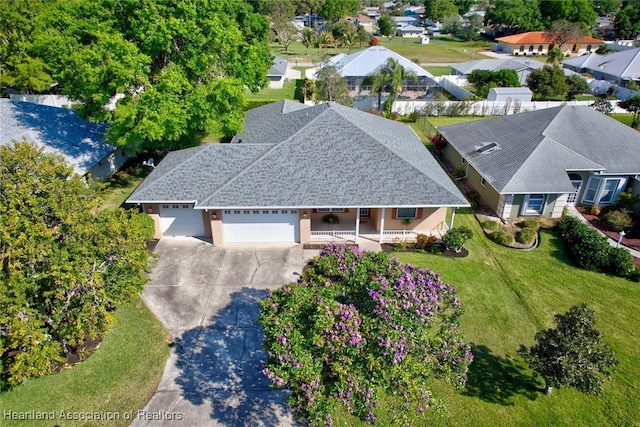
[475,142,500,154]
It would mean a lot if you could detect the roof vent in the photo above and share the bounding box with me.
[475,142,500,154]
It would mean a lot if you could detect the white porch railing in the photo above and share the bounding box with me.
[310,230,356,241]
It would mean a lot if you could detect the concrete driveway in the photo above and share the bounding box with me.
[133,238,305,427]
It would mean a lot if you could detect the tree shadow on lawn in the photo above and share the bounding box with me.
[541,230,575,267]
[463,345,542,405]
[173,287,301,426]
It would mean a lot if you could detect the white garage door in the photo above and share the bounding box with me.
[160,204,206,237]
[223,209,299,243]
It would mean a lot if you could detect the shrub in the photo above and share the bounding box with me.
[604,209,633,232]
[429,133,446,151]
[481,220,500,231]
[407,109,420,122]
[467,190,482,208]
[260,243,472,426]
[516,228,537,245]
[452,167,466,179]
[556,215,635,278]
[443,226,473,252]
[369,37,380,46]
[616,189,639,211]
[519,218,540,230]
[415,233,437,249]
[490,230,514,245]
[322,213,339,224]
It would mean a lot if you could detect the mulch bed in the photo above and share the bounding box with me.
[381,243,469,258]
[579,212,640,251]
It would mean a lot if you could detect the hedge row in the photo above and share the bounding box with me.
[557,215,636,280]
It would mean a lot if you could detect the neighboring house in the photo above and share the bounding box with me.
[563,47,640,84]
[438,105,640,219]
[0,99,126,182]
[392,16,419,27]
[320,46,437,95]
[495,32,604,56]
[355,14,375,32]
[486,87,532,102]
[451,58,548,85]
[127,100,469,244]
[267,57,288,89]
[396,24,425,37]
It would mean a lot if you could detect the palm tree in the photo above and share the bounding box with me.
[340,29,358,54]
[299,27,315,55]
[368,58,418,113]
[547,46,565,66]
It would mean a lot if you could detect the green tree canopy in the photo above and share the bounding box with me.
[526,65,569,99]
[0,142,153,388]
[565,74,591,99]
[592,0,621,15]
[377,14,396,41]
[485,0,544,34]
[3,0,272,155]
[618,95,640,128]
[519,304,618,395]
[615,2,640,39]
[467,68,521,98]
[319,0,359,22]
[314,64,352,105]
[426,0,460,22]
[544,20,584,50]
[539,0,596,32]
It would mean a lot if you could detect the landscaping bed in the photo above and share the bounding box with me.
[578,209,640,252]
[381,242,469,257]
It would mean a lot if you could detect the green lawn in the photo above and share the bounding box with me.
[99,162,153,210]
[271,37,492,64]
[332,210,640,426]
[423,65,451,76]
[611,113,634,127]
[0,296,170,427]
[246,78,302,102]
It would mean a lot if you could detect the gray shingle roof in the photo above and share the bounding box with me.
[451,58,547,75]
[129,101,469,208]
[438,106,640,194]
[0,99,113,175]
[328,47,435,79]
[267,56,288,77]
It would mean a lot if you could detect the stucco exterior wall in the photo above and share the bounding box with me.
[375,207,447,231]
[310,209,358,225]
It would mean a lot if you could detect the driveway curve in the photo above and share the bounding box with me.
[132,238,304,427]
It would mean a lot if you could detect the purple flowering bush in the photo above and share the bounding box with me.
[259,243,473,426]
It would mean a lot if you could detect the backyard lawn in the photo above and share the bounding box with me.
[332,210,640,426]
[0,296,170,427]
[270,36,492,64]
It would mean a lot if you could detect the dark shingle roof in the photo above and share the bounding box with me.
[267,56,288,77]
[129,101,468,208]
[0,99,112,175]
[438,106,640,194]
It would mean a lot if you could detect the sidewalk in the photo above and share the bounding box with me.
[565,206,640,258]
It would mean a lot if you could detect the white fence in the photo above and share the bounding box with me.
[310,230,356,241]
[393,98,627,115]
[437,75,474,100]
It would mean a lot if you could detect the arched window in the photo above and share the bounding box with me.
[587,44,592,52]
[519,45,525,52]
[572,44,577,52]
[538,45,543,52]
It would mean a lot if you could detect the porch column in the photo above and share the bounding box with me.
[449,208,456,229]
[379,207,385,243]
[355,208,360,244]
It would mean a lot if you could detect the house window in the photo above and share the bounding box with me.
[523,194,545,215]
[599,178,625,204]
[234,210,241,214]
[397,208,417,219]
[172,204,179,209]
[572,44,577,52]
[262,210,269,214]
[360,208,369,217]
[224,210,231,214]
[253,210,260,214]
[480,177,486,187]
[538,45,543,52]
[587,44,592,52]
[583,177,600,203]
[317,208,345,213]
[162,204,169,209]
[243,210,250,214]
[291,209,298,214]
[519,45,525,52]
[281,210,288,214]
[272,210,279,214]
[529,45,534,52]
[182,204,190,209]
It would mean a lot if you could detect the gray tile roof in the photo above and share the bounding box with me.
[451,58,547,75]
[438,105,640,194]
[328,47,435,79]
[129,101,469,208]
[0,99,113,175]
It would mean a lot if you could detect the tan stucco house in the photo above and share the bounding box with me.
[127,100,469,245]
[438,106,640,219]
[496,32,604,56]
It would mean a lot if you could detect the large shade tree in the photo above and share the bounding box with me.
[2,0,272,155]
[368,58,418,114]
[0,142,154,388]
[485,0,544,35]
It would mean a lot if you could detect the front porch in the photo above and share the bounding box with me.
[307,207,451,244]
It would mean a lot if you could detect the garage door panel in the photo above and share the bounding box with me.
[160,205,206,237]
[223,210,299,243]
